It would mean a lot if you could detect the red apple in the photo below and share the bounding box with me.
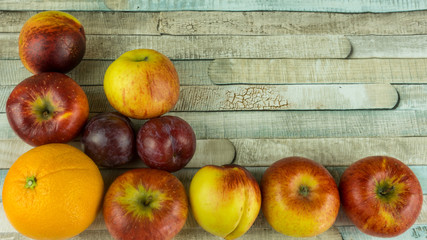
[6,72,89,146]
[19,11,86,74]
[103,168,188,240]
[339,156,423,237]
[261,156,340,237]
[81,112,135,167]
[136,116,196,172]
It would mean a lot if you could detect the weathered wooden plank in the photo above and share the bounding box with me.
[0,11,160,35]
[0,110,426,140]
[348,35,427,58]
[1,84,397,113]
[2,0,427,12]
[0,139,235,169]
[395,85,427,110]
[0,60,212,86]
[231,138,427,166]
[102,0,427,13]
[0,33,352,60]
[159,11,427,36]
[209,59,427,84]
[5,11,427,36]
[175,84,398,111]
[0,228,343,240]
[0,0,109,11]
[337,225,427,240]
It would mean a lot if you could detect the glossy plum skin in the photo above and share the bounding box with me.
[81,112,135,167]
[136,116,196,172]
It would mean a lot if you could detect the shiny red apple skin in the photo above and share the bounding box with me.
[339,156,423,238]
[136,116,196,172]
[19,11,86,74]
[81,112,135,167]
[6,72,89,146]
[103,168,188,240]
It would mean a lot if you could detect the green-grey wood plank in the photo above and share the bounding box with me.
[0,33,352,60]
[337,225,427,240]
[4,11,427,36]
[0,110,427,140]
[103,0,427,13]
[2,0,427,12]
[231,138,427,166]
[0,84,399,113]
[0,60,212,86]
[208,59,427,84]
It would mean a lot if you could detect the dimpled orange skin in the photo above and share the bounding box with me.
[2,144,104,240]
[19,11,86,74]
[261,157,340,237]
[104,49,180,119]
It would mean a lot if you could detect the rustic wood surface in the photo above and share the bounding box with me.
[0,1,427,240]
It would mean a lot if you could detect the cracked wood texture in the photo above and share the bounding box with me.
[1,2,427,240]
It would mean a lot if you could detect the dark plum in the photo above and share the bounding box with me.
[81,112,135,167]
[136,116,196,172]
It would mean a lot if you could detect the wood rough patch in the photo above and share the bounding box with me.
[222,86,289,110]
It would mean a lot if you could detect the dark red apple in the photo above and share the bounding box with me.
[136,116,196,172]
[81,112,135,167]
[339,156,423,237]
[19,11,86,74]
[103,168,188,240]
[6,72,89,146]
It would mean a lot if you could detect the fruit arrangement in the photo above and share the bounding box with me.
[2,10,423,240]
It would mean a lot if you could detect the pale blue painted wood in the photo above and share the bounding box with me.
[104,0,427,13]
[337,225,427,239]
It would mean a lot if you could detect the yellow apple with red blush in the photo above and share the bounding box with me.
[104,49,180,119]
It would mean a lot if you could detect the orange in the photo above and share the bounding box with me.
[2,143,104,240]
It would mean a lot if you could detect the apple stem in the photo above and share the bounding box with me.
[25,176,37,189]
[299,185,310,198]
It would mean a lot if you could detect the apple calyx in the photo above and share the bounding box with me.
[116,183,169,221]
[298,185,310,198]
[25,176,37,189]
[376,180,398,202]
[32,95,57,121]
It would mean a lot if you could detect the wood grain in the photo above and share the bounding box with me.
[159,11,427,36]
[0,60,212,86]
[209,59,427,84]
[2,0,427,12]
[0,139,235,169]
[0,0,109,11]
[102,0,427,12]
[1,110,427,140]
[175,84,398,111]
[231,138,427,166]
[0,228,343,240]
[0,33,352,60]
[4,11,427,36]
[1,84,397,113]
[348,35,427,58]
[0,11,160,35]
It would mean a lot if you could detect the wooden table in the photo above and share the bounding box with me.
[0,1,426,239]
